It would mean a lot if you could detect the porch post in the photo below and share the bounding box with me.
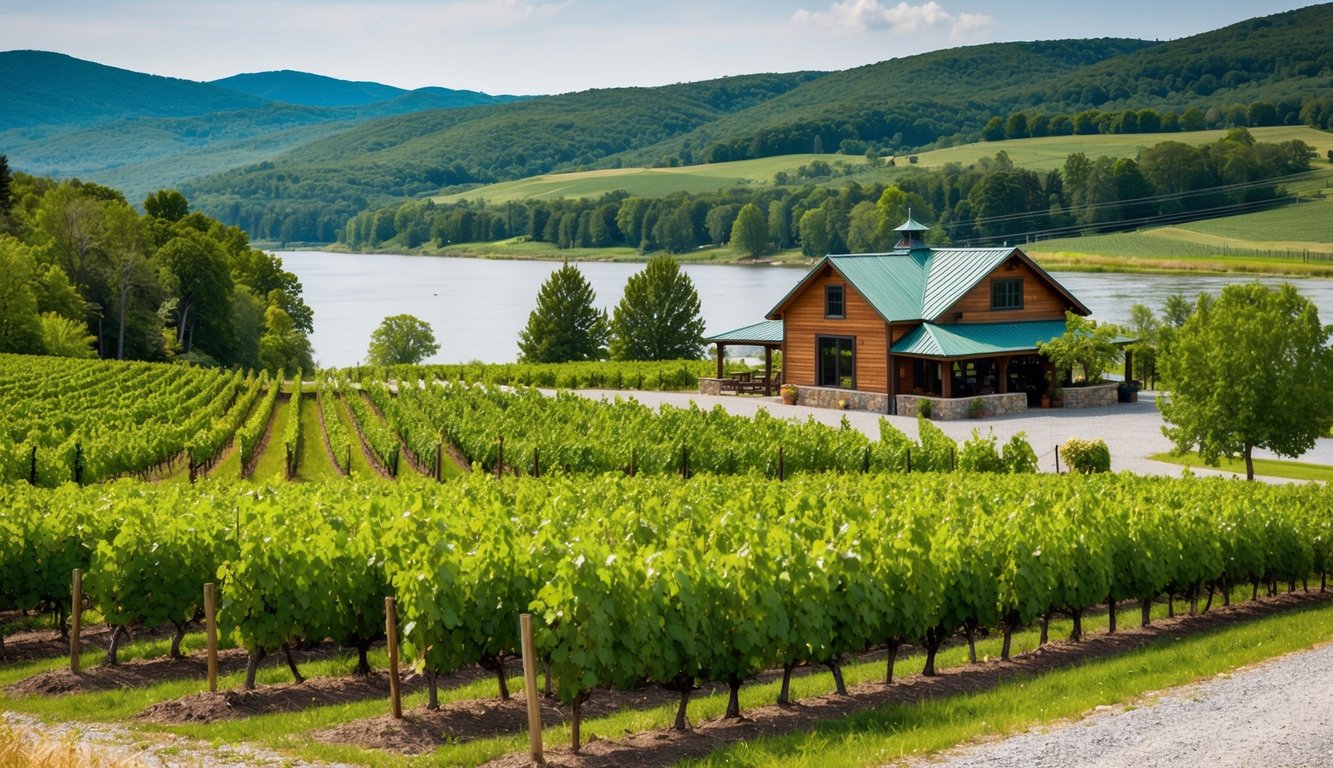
[764,346,773,396]
[1124,348,1134,383]
[941,360,953,399]
[998,356,1010,394]
[715,343,724,379]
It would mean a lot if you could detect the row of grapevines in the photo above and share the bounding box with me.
[394,382,1028,479]
[186,372,265,471]
[0,354,242,483]
[3,472,1329,737]
[315,372,352,475]
[339,380,400,477]
[236,371,281,473]
[283,373,303,479]
[361,379,438,475]
[384,359,716,392]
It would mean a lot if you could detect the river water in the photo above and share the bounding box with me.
[277,251,1333,368]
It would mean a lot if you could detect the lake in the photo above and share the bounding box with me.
[277,251,1333,368]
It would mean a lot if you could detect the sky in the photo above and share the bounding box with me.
[0,0,1320,95]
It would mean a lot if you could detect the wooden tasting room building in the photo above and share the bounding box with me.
[705,217,1125,419]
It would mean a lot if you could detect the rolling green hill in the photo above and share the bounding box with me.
[434,126,1333,206]
[4,4,1331,244]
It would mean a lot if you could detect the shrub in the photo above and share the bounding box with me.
[917,398,933,418]
[1061,437,1111,474]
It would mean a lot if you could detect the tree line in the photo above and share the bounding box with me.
[0,156,313,370]
[980,96,1333,141]
[341,129,1315,256]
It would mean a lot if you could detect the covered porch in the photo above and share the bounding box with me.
[701,320,784,396]
[889,319,1135,417]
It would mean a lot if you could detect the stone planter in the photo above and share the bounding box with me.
[895,392,1027,420]
[1061,382,1118,409]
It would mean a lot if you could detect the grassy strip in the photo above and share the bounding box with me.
[295,390,340,482]
[247,396,291,482]
[1150,452,1333,482]
[680,596,1333,767]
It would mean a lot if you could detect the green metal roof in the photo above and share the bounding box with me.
[704,319,784,344]
[892,320,1070,358]
[894,215,930,233]
[767,246,1090,324]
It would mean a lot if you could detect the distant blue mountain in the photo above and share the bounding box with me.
[209,70,524,110]
[0,50,265,131]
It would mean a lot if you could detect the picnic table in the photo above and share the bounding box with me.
[721,371,777,395]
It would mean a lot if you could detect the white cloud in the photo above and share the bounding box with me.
[792,0,993,39]
[949,11,995,40]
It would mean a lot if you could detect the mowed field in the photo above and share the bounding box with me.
[1028,197,1333,275]
[432,126,1333,205]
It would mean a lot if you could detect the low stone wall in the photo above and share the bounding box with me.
[793,386,890,413]
[896,392,1028,420]
[698,377,724,396]
[1061,382,1118,409]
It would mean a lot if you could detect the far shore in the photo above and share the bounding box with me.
[256,240,1333,278]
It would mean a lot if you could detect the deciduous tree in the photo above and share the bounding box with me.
[367,314,439,366]
[729,204,770,258]
[1159,283,1333,480]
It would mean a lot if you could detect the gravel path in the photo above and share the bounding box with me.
[1,711,352,768]
[907,641,1333,768]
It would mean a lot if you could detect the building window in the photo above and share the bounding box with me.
[992,278,1023,311]
[825,284,845,318]
[818,336,855,388]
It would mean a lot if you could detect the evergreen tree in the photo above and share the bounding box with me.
[517,262,608,363]
[0,155,12,219]
[609,256,704,361]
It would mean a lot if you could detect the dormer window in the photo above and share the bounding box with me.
[825,284,845,318]
[992,279,1023,311]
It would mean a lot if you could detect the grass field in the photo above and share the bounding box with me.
[1027,196,1333,276]
[1150,452,1333,482]
[432,126,1333,206]
[437,238,811,265]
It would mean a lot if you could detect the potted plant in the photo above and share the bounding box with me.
[1040,393,1051,408]
[837,398,849,410]
[968,398,985,419]
[1049,385,1064,408]
[780,383,798,405]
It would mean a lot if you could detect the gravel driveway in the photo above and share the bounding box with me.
[908,641,1333,768]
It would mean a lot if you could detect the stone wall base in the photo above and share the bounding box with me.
[896,392,1028,420]
[794,386,889,413]
[1061,382,1118,408]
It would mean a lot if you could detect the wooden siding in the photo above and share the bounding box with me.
[942,258,1074,323]
[780,267,892,393]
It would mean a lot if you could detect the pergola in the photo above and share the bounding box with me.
[703,319,784,395]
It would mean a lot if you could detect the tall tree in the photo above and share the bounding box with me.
[0,236,42,354]
[367,314,439,365]
[154,228,234,358]
[517,262,608,363]
[1159,283,1333,480]
[0,154,12,221]
[729,203,769,259]
[609,256,704,361]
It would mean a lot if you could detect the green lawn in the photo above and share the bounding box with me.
[1150,452,1333,482]
[295,388,341,482]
